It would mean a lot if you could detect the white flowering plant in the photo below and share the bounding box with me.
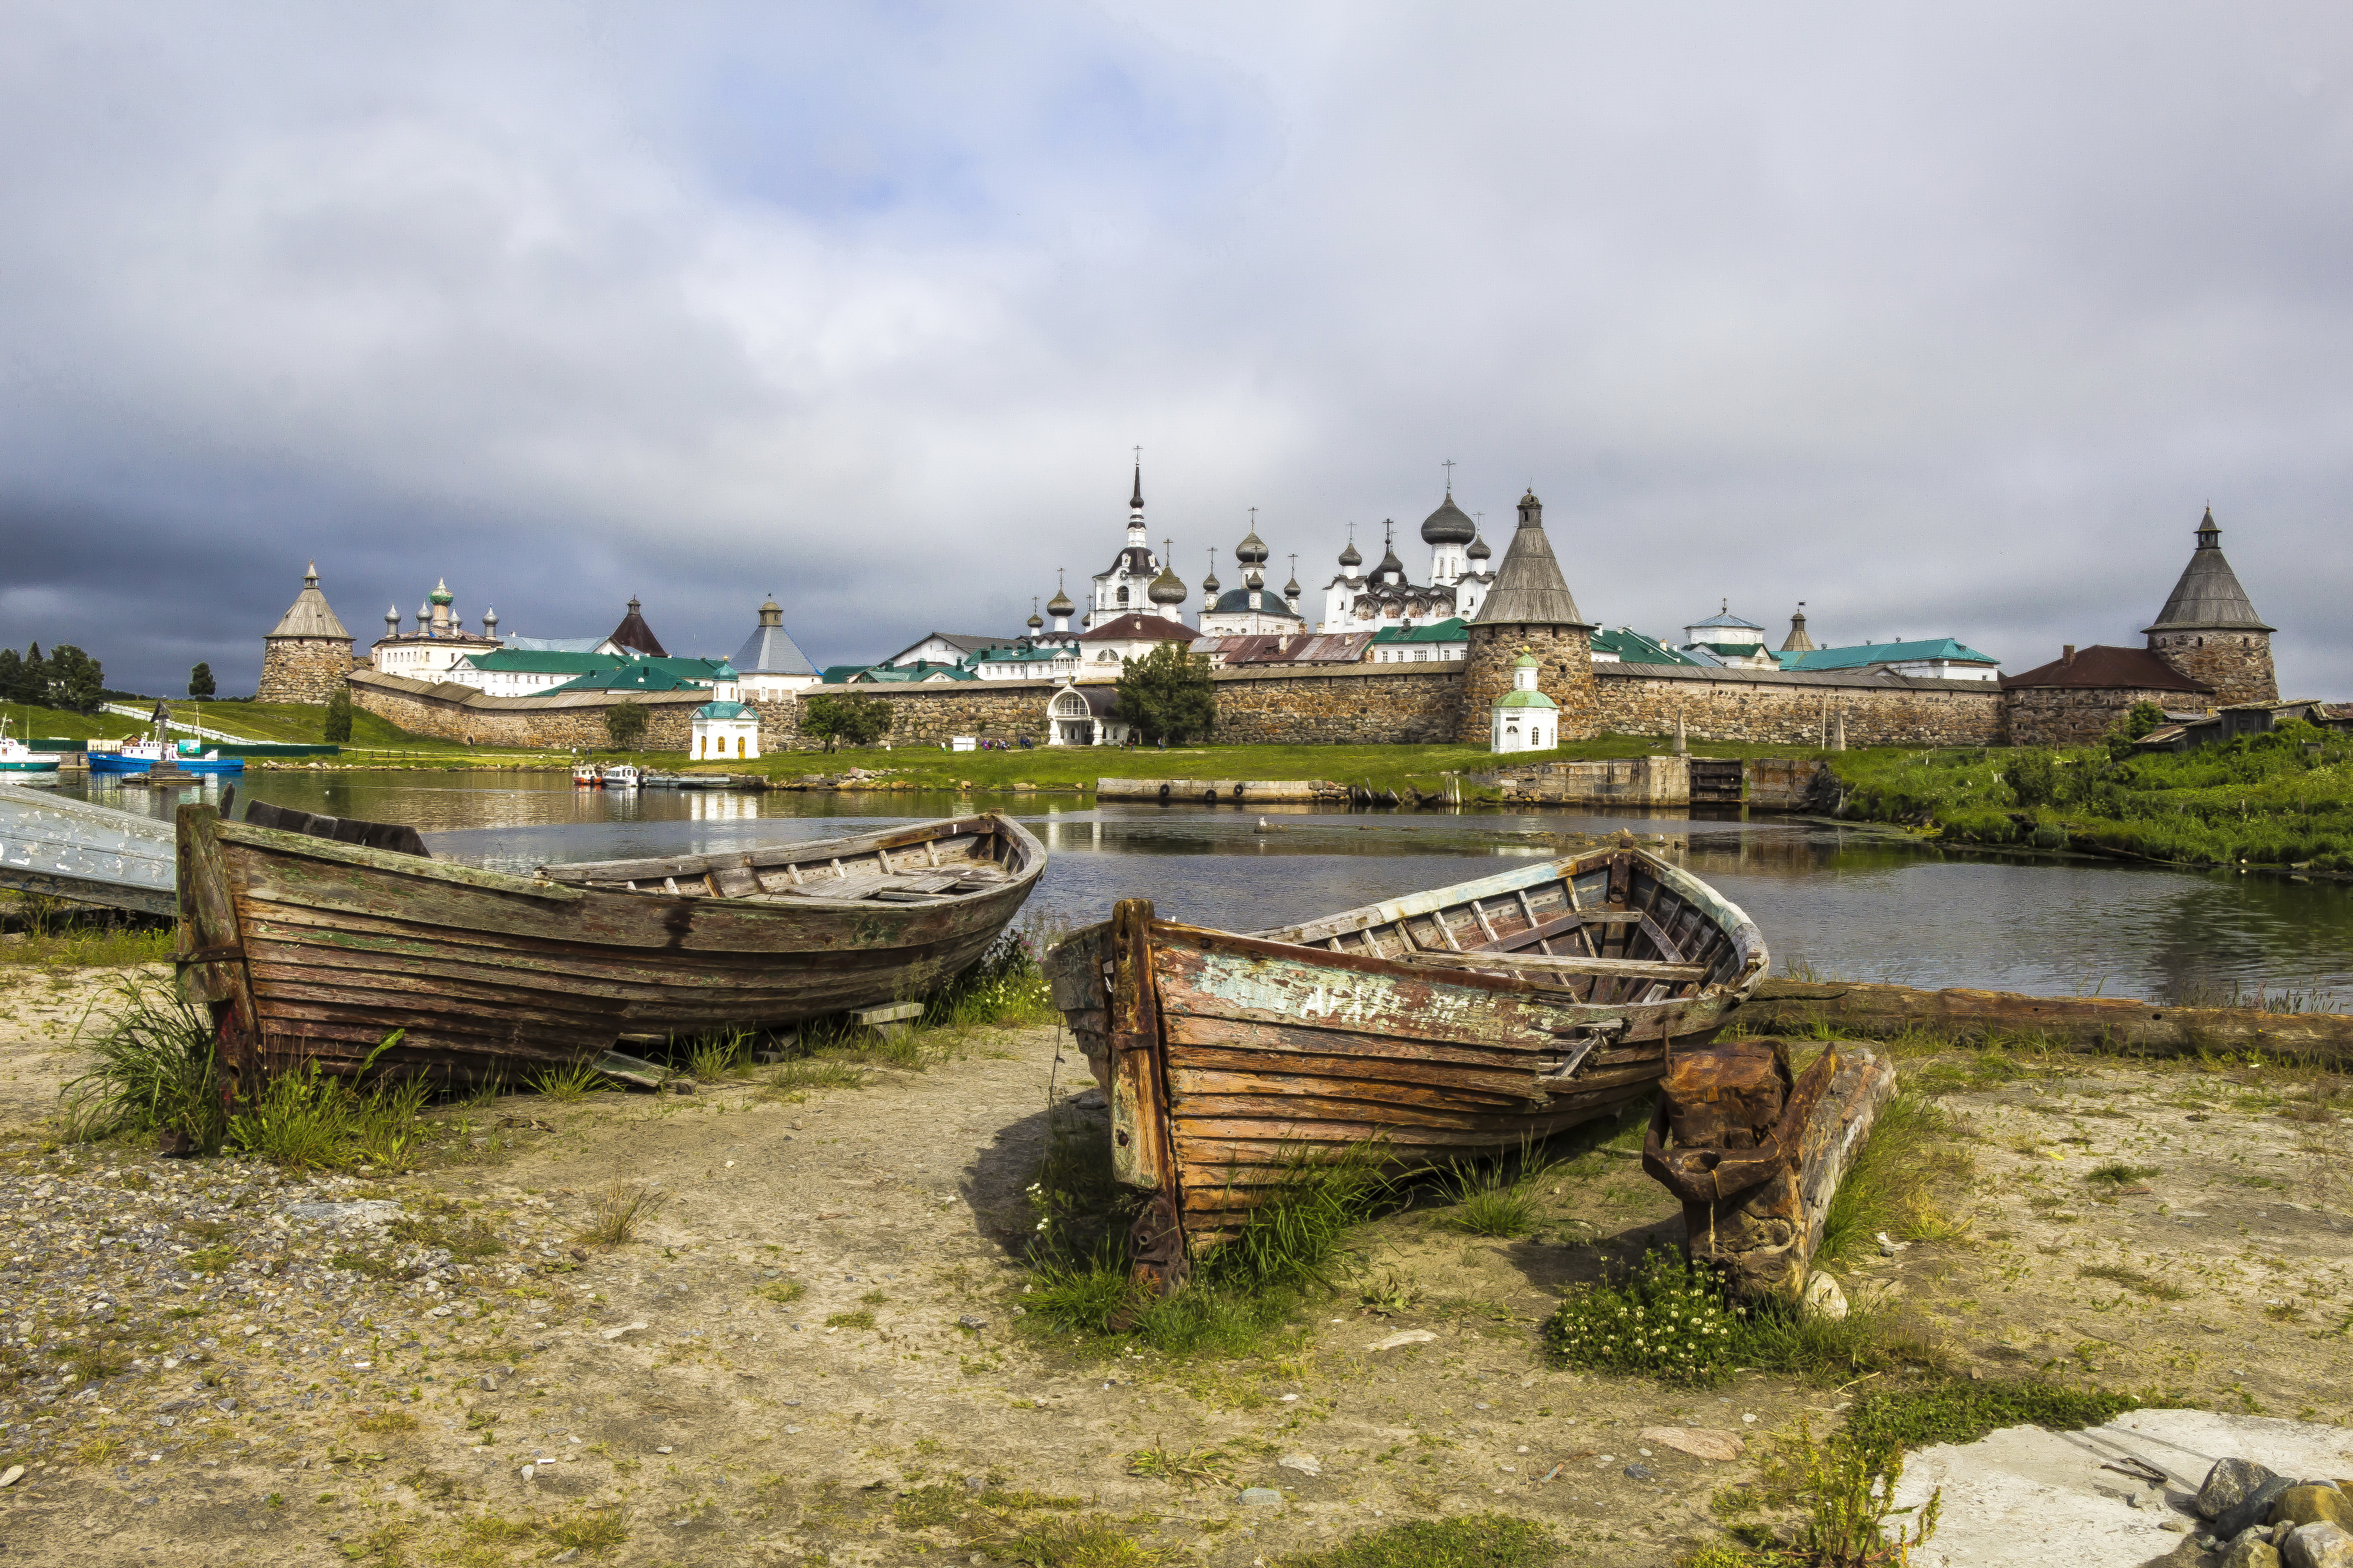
[1542,1249,1748,1386]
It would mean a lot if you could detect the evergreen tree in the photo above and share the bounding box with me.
[323,686,354,742]
[604,700,649,751]
[21,645,46,709]
[41,645,102,714]
[188,663,216,701]
[799,692,893,752]
[1111,641,1215,744]
[0,649,23,707]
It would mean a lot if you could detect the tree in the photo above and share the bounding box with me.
[41,645,103,715]
[604,699,650,751]
[188,663,216,701]
[1112,641,1215,744]
[18,645,47,709]
[2124,700,2166,740]
[0,649,23,707]
[799,692,893,752]
[322,686,354,742]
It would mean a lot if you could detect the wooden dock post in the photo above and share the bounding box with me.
[1642,1039,1897,1301]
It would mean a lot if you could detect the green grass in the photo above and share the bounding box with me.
[0,893,174,971]
[1273,1515,1559,1568]
[60,971,229,1151]
[824,1309,876,1330]
[1838,1378,2138,1454]
[1829,721,2353,872]
[1815,1090,1973,1265]
[171,699,451,749]
[736,734,1833,799]
[2084,1161,2161,1188]
[574,1181,666,1248]
[2077,1263,2188,1300]
[227,1054,432,1171]
[0,701,146,743]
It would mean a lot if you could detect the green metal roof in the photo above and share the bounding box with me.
[1370,617,1469,645]
[1589,627,1697,665]
[851,663,976,682]
[460,650,625,674]
[1494,687,1558,710]
[1777,638,1999,672]
[695,700,750,719]
[543,657,734,695]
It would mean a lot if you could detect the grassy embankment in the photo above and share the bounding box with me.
[1826,718,2353,872]
[729,734,1837,798]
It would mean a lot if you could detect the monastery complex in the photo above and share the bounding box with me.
[256,462,2298,755]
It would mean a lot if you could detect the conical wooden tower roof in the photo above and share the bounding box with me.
[2145,508,2273,633]
[1469,490,1591,627]
[267,563,352,640]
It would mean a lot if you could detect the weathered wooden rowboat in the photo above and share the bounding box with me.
[1043,839,1766,1288]
[175,802,1044,1087]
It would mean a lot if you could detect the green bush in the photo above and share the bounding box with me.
[1542,1250,1747,1383]
[62,973,228,1152]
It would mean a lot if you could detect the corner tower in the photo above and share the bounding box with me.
[2144,507,2277,705]
[257,562,355,703]
[1457,489,1599,742]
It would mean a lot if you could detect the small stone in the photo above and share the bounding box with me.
[550,1552,579,1564]
[519,1465,535,1482]
[1639,1427,1746,1462]
[568,1248,588,1263]
[1802,1272,1848,1321]
[478,1374,499,1392]
[1278,1454,1321,1477]
[2275,1489,2353,1532]
[1367,1329,1437,1352]
[0,1465,21,1489]
[1623,1463,1656,1481]
[655,1446,674,1455]
[2202,1459,2283,1520]
[598,1322,648,1341]
[958,1315,987,1330]
[2286,1521,2353,1568]
[962,1474,987,1494]
[1239,1487,1283,1508]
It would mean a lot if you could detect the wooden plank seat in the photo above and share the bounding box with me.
[1394,949,1712,983]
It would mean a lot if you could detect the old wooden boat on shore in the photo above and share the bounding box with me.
[1043,839,1766,1287]
[176,802,1044,1087]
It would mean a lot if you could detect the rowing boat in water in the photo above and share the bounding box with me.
[176,803,1044,1088]
[1042,838,1766,1288]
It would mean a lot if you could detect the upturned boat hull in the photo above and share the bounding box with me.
[176,805,1044,1087]
[1044,841,1766,1283]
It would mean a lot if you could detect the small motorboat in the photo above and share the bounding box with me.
[0,721,62,775]
[572,763,603,787]
[599,763,641,788]
[1044,835,1767,1289]
[88,740,244,776]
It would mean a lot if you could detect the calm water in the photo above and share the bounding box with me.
[68,769,2353,1009]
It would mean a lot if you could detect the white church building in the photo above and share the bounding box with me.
[1318,485,1498,634]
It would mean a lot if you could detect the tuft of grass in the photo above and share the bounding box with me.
[1816,1089,1972,1266]
[527,1062,602,1103]
[1840,1378,2136,1454]
[1126,1441,1238,1490]
[985,1513,1163,1568]
[824,1309,876,1330]
[225,1036,431,1172]
[753,1279,806,1305]
[686,1028,755,1083]
[388,1212,505,1263]
[1272,1514,1559,1568]
[919,924,1057,1033]
[61,971,228,1152]
[2084,1161,2162,1187]
[2077,1263,2187,1300]
[1196,1145,1391,1296]
[356,1409,419,1435]
[573,1182,666,1248]
[539,1506,629,1553]
[759,1057,867,1098]
[1435,1145,1553,1239]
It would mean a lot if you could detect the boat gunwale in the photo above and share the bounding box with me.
[533,812,1037,887]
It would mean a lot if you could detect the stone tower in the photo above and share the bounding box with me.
[2145,507,2277,705]
[256,562,355,704]
[1457,489,1599,742]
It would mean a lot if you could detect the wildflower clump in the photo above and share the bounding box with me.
[1541,1249,1745,1385]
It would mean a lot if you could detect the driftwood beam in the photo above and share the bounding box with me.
[1737,978,2353,1062]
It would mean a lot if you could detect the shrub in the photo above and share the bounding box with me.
[800,691,893,750]
[1111,641,1215,744]
[227,1046,430,1171]
[62,973,228,1153]
[603,700,649,750]
[322,686,354,743]
[1542,1250,1747,1384]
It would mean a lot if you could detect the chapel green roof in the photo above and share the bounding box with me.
[1370,617,1469,645]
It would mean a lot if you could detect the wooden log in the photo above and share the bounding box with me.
[1651,1041,1897,1302]
[1737,978,2353,1063]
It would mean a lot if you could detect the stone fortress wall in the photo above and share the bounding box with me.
[255,639,356,705]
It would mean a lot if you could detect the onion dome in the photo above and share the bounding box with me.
[1466,532,1492,562]
[1203,566,1221,594]
[1420,491,1476,546]
[384,603,399,631]
[1284,573,1301,597]
[1338,539,1362,569]
[1027,608,1045,632]
[1148,565,1189,607]
[482,607,499,635]
[1375,545,1405,581]
[429,577,454,607]
[1047,584,1075,617]
[1236,529,1270,567]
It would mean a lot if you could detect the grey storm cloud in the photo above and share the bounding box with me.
[1,1,2348,695]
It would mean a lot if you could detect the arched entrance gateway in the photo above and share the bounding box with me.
[1046,681,1127,745]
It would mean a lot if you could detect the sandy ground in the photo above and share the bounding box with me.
[1,962,2349,1568]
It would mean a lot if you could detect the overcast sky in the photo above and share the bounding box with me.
[2,2,2348,697]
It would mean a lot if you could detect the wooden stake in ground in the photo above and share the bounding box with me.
[1642,1039,1896,1300]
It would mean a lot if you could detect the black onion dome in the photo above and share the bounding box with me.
[1047,585,1075,615]
[1236,530,1270,567]
[1376,546,1405,581]
[1148,566,1189,605]
[1420,492,1476,546]
[1203,567,1221,593]
[1466,532,1492,561]
[1284,574,1301,596]
[1027,610,1045,630]
[1338,540,1362,569]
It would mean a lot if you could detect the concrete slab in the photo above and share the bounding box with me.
[1891,1409,2353,1568]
